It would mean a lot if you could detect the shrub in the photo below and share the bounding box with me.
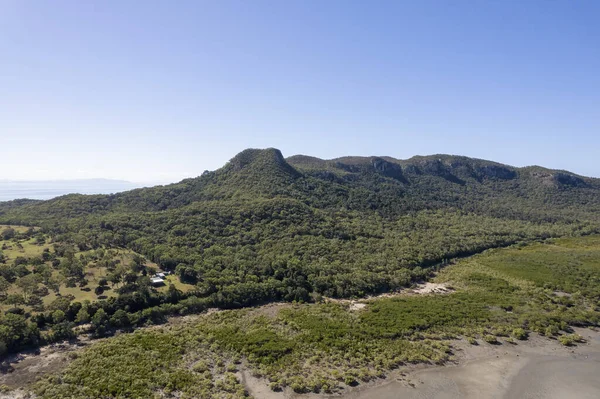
[269,381,282,391]
[558,335,574,346]
[545,325,559,337]
[226,363,237,372]
[559,333,585,346]
[290,382,307,393]
[344,375,357,386]
[511,328,527,340]
[484,335,498,344]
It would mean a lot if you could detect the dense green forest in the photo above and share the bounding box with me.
[0,148,599,358]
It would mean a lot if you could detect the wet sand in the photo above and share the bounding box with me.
[340,329,600,399]
[505,354,600,399]
[343,354,600,399]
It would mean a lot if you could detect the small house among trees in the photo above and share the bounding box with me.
[150,276,165,286]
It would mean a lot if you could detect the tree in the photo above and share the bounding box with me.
[33,264,53,284]
[5,294,25,306]
[28,294,44,311]
[46,277,61,294]
[60,259,84,281]
[132,254,146,270]
[110,309,130,328]
[16,274,41,302]
[94,286,105,296]
[1,228,15,241]
[108,272,122,288]
[91,308,107,325]
[0,313,39,352]
[52,310,66,324]
[47,295,75,313]
[13,257,27,267]
[76,307,91,324]
[0,276,10,297]
[41,248,52,262]
[34,234,46,245]
[91,308,108,337]
[124,272,138,284]
[50,321,75,341]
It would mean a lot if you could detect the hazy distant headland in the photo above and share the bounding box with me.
[0,179,143,201]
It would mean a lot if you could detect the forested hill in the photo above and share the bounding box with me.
[1,148,600,301]
[2,148,599,222]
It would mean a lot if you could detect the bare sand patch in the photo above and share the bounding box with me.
[349,303,366,311]
[0,389,29,399]
[0,340,87,390]
[239,367,286,399]
[413,282,452,295]
[554,291,572,298]
[325,282,454,309]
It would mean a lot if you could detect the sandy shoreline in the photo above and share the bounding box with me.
[341,353,600,399]
[334,328,600,399]
[240,327,600,399]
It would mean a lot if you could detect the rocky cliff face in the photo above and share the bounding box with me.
[370,157,405,180]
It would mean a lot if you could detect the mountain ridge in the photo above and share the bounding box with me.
[287,152,593,181]
[1,148,599,223]
[1,149,595,207]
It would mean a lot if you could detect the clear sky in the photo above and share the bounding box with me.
[1,0,599,183]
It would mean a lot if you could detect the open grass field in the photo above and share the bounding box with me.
[1,237,48,260]
[157,274,196,293]
[0,228,175,313]
[29,235,600,398]
[0,225,35,234]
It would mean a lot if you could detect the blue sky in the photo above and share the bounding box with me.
[1,0,599,182]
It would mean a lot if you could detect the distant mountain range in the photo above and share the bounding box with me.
[0,179,142,202]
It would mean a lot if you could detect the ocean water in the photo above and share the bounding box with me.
[0,180,142,202]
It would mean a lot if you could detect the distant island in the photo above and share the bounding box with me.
[0,179,143,202]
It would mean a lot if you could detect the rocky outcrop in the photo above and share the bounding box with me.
[477,165,517,180]
[527,169,587,188]
[228,148,301,178]
[371,157,404,180]
[552,173,586,187]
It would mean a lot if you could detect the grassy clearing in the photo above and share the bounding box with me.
[1,237,48,260]
[0,231,163,312]
[0,225,34,234]
[157,274,196,293]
